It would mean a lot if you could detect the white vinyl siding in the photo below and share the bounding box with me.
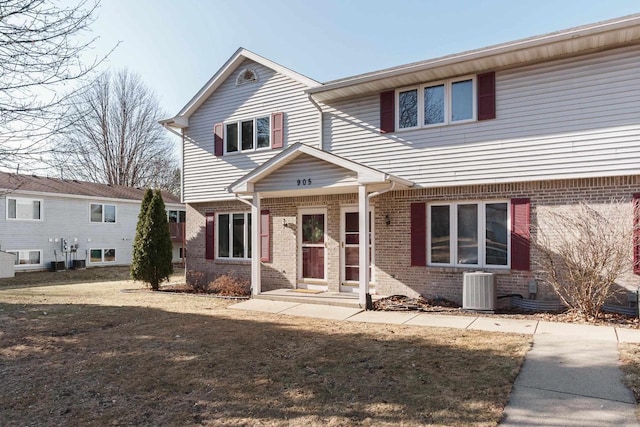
[322,45,640,187]
[183,59,319,202]
[255,154,358,193]
[0,194,184,269]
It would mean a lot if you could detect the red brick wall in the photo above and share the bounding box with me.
[186,176,640,302]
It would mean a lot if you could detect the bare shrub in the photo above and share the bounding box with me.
[186,271,209,293]
[210,273,250,297]
[534,200,633,320]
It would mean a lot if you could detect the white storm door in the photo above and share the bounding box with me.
[340,207,374,292]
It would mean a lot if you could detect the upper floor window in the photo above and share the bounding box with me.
[217,212,252,260]
[90,203,116,223]
[225,116,270,154]
[397,76,476,130]
[428,200,509,268]
[168,209,186,223]
[7,197,42,221]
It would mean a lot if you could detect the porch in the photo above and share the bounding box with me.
[229,143,414,307]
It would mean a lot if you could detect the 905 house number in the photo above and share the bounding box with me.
[297,178,312,186]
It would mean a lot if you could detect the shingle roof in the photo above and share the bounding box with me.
[0,172,182,204]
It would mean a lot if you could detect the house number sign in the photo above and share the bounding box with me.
[297,178,312,186]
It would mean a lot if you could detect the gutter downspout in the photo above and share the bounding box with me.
[161,122,183,138]
[235,194,261,297]
[307,94,323,150]
[161,122,186,204]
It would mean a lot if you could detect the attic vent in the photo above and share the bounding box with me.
[236,68,258,86]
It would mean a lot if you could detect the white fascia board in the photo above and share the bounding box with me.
[0,189,183,205]
[159,116,189,128]
[307,13,640,97]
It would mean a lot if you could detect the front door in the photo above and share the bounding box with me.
[298,208,327,289]
[340,207,374,293]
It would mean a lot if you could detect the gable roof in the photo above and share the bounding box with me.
[0,172,182,204]
[307,13,640,102]
[229,143,413,195]
[164,48,321,126]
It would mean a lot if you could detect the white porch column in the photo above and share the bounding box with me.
[251,192,261,296]
[358,184,370,308]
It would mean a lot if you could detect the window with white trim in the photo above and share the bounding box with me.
[225,116,270,153]
[89,248,116,263]
[167,209,186,223]
[7,250,42,266]
[428,201,509,268]
[217,212,252,259]
[7,197,42,221]
[397,76,476,130]
[90,203,116,223]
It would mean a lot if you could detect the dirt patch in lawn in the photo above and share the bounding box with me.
[374,295,640,329]
[0,278,530,426]
[0,266,146,288]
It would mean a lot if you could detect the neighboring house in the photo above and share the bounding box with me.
[161,15,640,307]
[0,173,185,271]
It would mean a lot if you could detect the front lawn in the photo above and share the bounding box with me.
[0,274,530,426]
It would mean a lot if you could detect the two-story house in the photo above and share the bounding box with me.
[161,15,640,307]
[0,172,185,272]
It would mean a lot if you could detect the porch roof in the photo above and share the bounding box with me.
[228,143,414,197]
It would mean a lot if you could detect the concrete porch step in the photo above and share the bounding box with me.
[254,289,366,308]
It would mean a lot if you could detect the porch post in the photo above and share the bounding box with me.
[358,185,370,308]
[251,192,261,296]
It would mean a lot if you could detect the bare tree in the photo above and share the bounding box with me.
[53,69,178,189]
[0,0,107,169]
[534,200,634,320]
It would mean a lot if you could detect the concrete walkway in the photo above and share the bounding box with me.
[230,299,640,426]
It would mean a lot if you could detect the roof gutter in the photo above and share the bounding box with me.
[307,14,640,96]
[368,181,395,200]
[160,120,184,138]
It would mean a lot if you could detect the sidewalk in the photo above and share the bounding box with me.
[230,299,640,426]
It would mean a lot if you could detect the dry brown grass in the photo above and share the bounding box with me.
[0,268,530,426]
[0,265,137,288]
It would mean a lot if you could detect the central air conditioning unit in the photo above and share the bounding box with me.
[463,271,497,311]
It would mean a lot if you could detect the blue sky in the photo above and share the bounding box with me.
[86,0,640,118]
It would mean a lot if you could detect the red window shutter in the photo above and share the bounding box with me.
[260,210,270,262]
[410,202,427,267]
[380,90,395,134]
[633,194,640,274]
[271,112,284,149]
[477,72,496,121]
[205,212,215,260]
[214,123,224,156]
[511,198,530,271]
